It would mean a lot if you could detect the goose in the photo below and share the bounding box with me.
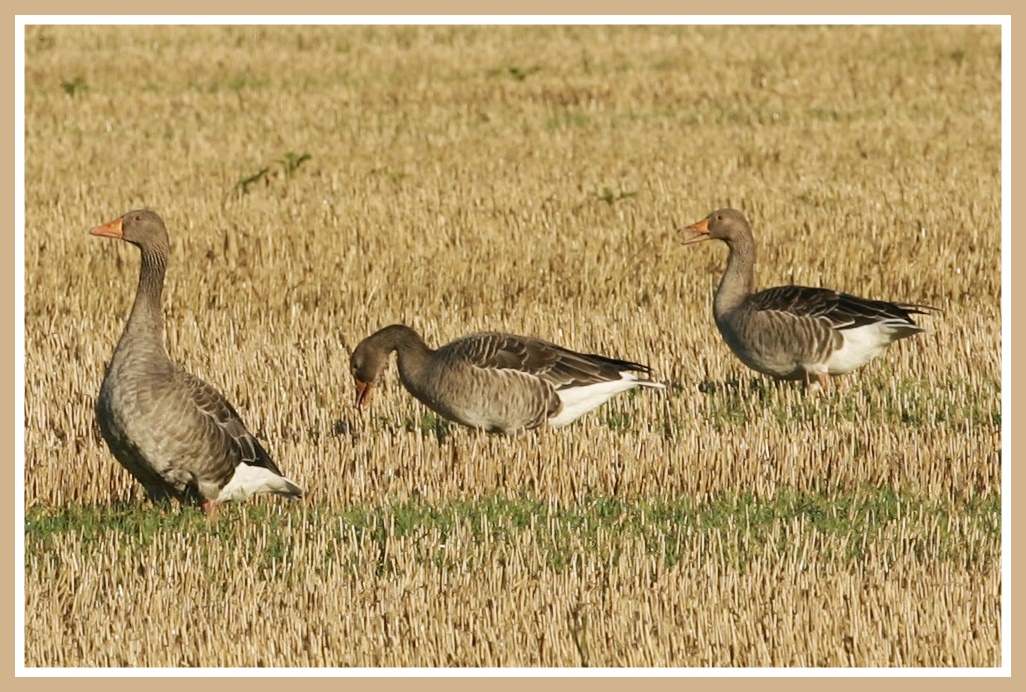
[681,208,934,390]
[90,210,302,512]
[350,324,665,433]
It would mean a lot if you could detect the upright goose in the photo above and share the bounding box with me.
[90,210,302,512]
[682,208,933,389]
[350,324,665,433]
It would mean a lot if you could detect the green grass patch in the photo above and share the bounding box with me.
[25,488,1001,579]
[402,411,453,441]
[60,76,88,97]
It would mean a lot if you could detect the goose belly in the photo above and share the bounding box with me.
[716,320,810,380]
[719,317,913,379]
[404,368,551,433]
[410,387,543,433]
[716,309,919,379]
[96,374,221,497]
[96,389,186,493]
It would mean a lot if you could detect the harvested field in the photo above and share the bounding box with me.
[22,23,1002,668]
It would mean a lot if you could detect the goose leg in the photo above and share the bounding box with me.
[202,499,220,522]
[806,371,830,395]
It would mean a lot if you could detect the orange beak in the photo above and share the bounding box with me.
[354,380,374,408]
[680,216,711,245]
[89,216,124,239]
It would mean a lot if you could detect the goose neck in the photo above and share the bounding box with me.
[375,324,434,378]
[122,246,168,347]
[714,235,757,318]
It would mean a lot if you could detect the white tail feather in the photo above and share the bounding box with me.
[825,321,923,374]
[217,463,303,503]
[548,372,665,427]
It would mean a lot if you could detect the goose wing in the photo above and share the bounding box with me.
[747,285,933,331]
[178,370,284,476]
[448,332,654,390]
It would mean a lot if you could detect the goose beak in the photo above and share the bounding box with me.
[680,216,711,245]
[89,216,124,239]
[354,380,374,408]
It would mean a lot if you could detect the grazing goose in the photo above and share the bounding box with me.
[350,324,665,433]
[681,208,933,389]
[90,210,303,512]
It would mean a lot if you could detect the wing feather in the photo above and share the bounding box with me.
[177,370,284,476]
[445,332,655,390]
[746,286,934,330]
